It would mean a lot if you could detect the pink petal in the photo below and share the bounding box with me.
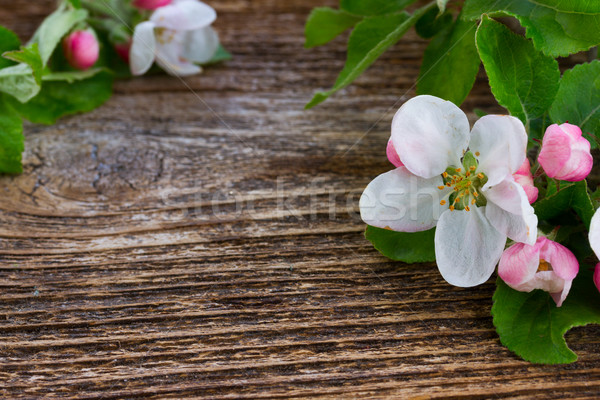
[62,30,99,70]
[498,241,541,287]
[513,159,538,204]
[133,0,172,10]
[594,263,600,294]
[385,139,403,167]
[539,238,579,281]
[538,123,593,182]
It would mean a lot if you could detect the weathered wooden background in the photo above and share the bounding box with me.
[1,0,599,398]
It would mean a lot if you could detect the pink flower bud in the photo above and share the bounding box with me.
[498,237,579,307]
[133,0,172,10]
[595,263,600,294]
[114,41,131,64]
[513,159,538,204]
[63,30,99,70]
[538,123,593,182]
[386,139,404,168]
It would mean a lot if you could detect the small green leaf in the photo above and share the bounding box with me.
[534,180,594,228]
[304,7,361,48]
[549,60,600,145]
[306,6,431,108]
[8,70,113,125]
[67,0,82,8]
[415,7,453,39]
[493,269,600,364]
[463,0,600,57]
[340,0,417,16]
[31,5,88,64]
[365,225,436,263]
[571,180,595,230]
[3,43,43,85]
[475,16,560,124]
[0,26,21,69]
[42,67,104,82]
[0,64,41,103]
[417,16,479,105]
[0,94,24,174]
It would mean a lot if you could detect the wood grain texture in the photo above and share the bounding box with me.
[1,0,599,398]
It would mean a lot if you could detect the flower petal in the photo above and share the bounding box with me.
[594,263,600,294]
[155,30,202,76]
[360,167,451,232]
[390,95,470,179]
[182,26,219,64]
[130,21,156,76]
[484,178,537,245]
[435,206,506,287]
[151,0,216,31]
[538,124,571,178]
[469,115,527,188]
[540,238,579,281]
[498,241,541,288]
[589,209,600,259]
[386,139,403,168]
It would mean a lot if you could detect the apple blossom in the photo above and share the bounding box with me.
[498,237,578,307]
[513,159,538,204]
[386,139,403,167]
[538,123,593,182]
[360,95,537,287]
[588,210,600,294]
[133,0,173,10]
[62,30,99,70]
[130,0,220,76]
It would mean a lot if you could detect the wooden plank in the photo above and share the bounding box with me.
[0,0,599,398]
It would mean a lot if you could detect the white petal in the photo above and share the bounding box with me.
[484,179,537,245]
[130,21,156,76]
[155,30,202,76]
[359,167,451,232]
[151,0,216,31]
[435,206,506,287]
[470,115,527,189]
[183,26,219,64]
[390,95,470,179]
[590,210,600,258]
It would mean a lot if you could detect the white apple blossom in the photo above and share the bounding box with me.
[360,95,538,287]
[130,0,219,76]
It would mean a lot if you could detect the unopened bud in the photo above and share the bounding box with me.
[133,0,172,10]
[63,30,99,70]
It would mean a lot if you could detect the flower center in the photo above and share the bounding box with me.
[537,259,552,272]
[437,151,487,211]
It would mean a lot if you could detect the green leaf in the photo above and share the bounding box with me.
[493,269,600,364]
[0,64,41,103]
[306,6,432,108]
[534,180,594,228]
[0,26,21,69]
[549,61,600,144]
[463,0,600,57]
[7,70,113,125]
[42,67,104,82]
[417,16,479,105]
[31,5,88,64]
[67,0,82,8]
[365,225,436,263]
[3,43,44,85]
[415,7,453,39]
[475,16,560,125]
[340,0,417,16]
[304,7,361,48]
[0,94,24,174]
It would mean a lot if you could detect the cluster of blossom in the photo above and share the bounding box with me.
[61,0,219,76]
[360,95,598,306]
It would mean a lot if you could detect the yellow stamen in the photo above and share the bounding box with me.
[477,173,484,179]
[438,185,445,190]
[449,205,455,211]
[465,206,470,211]
[469,166,476,171]
[442,172,448,178]
[456,168,462,172]
[466,171,471,177]
[440,200,446,205]
[473,192,479,197]
[538,259,551,272]
[475,151,480,156]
